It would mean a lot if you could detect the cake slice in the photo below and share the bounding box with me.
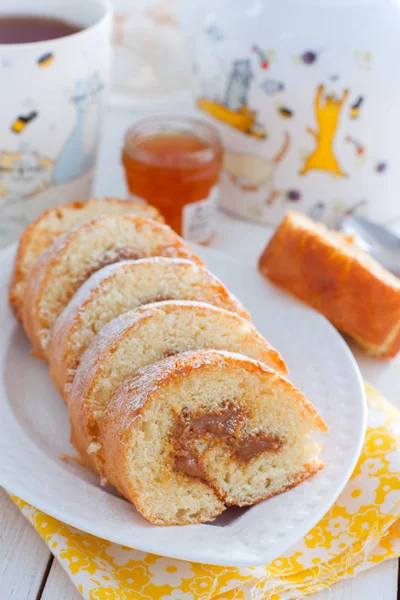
[259,211,400,358]
[68,301,287,473]
[50,258,251,397]
[101,349,326,525]
[9,197,163,320]
[22,215,202,361]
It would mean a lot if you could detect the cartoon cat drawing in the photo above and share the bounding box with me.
[0,145,53,200]
[300,84,348,177]
[198,59,266,138]
[224,59,253,111]
[53,73,102,183]
[223,132,290,204]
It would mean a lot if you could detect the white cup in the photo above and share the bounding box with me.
[0,0,112,246]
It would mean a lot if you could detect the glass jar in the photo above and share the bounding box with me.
[122,116,223,243]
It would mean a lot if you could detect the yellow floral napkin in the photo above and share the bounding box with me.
[12,384,400,600]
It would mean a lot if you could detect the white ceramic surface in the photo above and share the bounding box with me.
[0,0,111,246]
[0,242,366,566]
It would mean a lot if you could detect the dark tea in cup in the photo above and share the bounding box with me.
[0,15,81,44]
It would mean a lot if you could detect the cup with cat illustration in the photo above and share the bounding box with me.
[0,0,111,246]
[176,0,400,228]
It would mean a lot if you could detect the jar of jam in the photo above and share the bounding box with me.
[122,117,223,244]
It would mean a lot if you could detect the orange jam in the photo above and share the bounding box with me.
[122,117,223,243]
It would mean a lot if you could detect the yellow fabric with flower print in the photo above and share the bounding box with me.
[12,384,400,600]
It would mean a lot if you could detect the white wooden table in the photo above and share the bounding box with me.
[1,105,399,599]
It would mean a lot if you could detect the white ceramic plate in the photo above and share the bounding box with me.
[0,243,366,566]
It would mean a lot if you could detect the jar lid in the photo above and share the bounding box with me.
[123,115,222,169]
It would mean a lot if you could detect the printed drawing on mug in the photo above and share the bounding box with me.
[278,106,294,119]
[223,132,290,205]
[197,59,267,139]
[345,135,365,158]
[37,52,54,67]
[53,72,103,184]
[10,111,38,134]
[286,189,302,202]
[355,49,373,71]
[307,201,326,221]
[375,161,387,174]
[0,145,53,202]
[0,72,104,207]
[205,23,224,42]
[344,135,367,167]
[295,49,323,65]
[349,96,364,119]
[300,84,348,177]
[261,79,285,94]
[252,45,275,70]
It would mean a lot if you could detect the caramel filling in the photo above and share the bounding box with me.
[173,402,283,480]
[97,247,145,270]
[175,450,206,480]
[234,432,283,460]
[85,248,145,281]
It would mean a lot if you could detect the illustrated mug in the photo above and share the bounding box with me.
[179,0,400,227]
[0,0,111,246]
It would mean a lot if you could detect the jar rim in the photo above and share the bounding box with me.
[123,115,222,167]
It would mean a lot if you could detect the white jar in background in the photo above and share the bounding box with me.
[177,0,400,227]
[110,0,190,98]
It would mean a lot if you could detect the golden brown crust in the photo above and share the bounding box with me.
[84,456,323,526]
[9,197,164,320]
[259,212,400,359]
[22,215,203,361]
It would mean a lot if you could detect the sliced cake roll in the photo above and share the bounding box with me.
[100,349,326,525]
[68,301,287,475]
[50,258,251,397]
[9,197,163,320]
[259,211,400,359]
[22,215,202,361]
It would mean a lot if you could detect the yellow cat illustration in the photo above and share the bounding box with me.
[300,84,348,177]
